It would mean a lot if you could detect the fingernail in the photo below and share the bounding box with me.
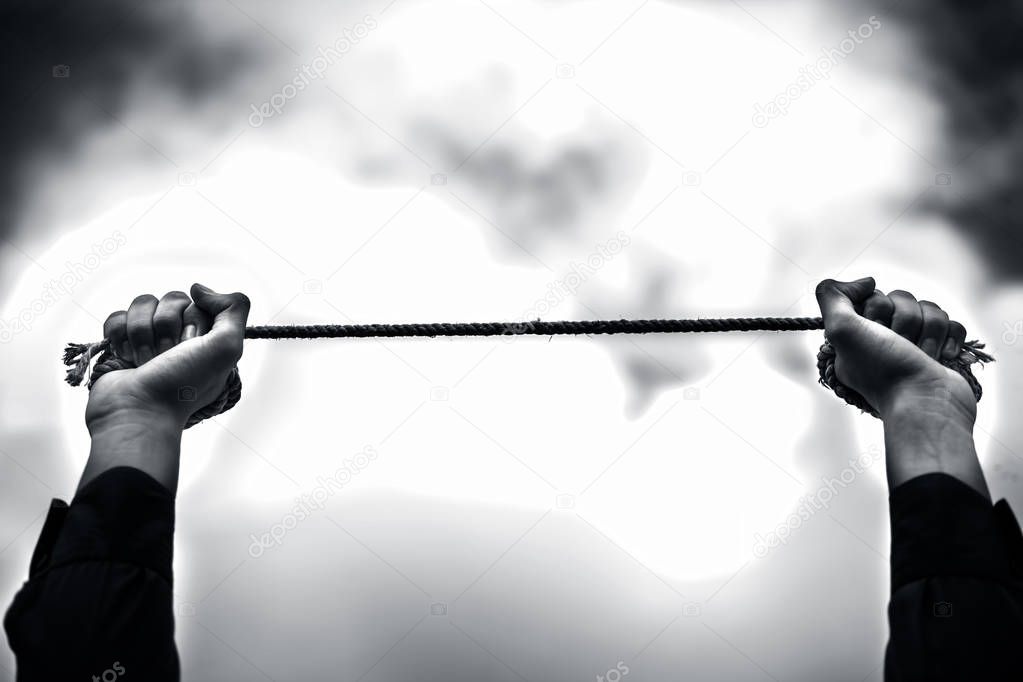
[137,344,154,364]
[182,324,197,341]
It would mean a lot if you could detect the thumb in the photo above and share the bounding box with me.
[190,283,250,353]
[815,277,875,321]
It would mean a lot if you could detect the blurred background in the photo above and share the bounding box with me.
[2,0,1022,679]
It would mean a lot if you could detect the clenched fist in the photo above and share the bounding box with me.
[815,277,975,422]
[85,284,250,432]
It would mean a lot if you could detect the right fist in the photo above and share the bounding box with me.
[85,283,250,430]
[815,277,975,419]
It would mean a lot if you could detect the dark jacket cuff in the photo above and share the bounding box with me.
[31,466,175,583]
[890,472,1023,591]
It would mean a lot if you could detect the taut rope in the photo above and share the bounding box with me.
[62,317,993,428]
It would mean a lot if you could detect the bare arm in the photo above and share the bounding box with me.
[816,277,988,499]
[79,283,250,494]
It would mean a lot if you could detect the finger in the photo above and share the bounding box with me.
[888,290,923,343]
[918,300,949,360]
[181,302,213,342]
[943,320,968,361]
[862,290,895,327]
[126,294,159,364]
[190,283,250,362]
[152,291,192,355]
[815,277,876,318]
[103,310,129,359]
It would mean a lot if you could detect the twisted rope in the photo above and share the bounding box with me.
[62,317,993,427]
[243,317,826,338]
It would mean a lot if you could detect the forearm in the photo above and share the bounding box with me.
[880,388,989,500]
[80,409,183,495]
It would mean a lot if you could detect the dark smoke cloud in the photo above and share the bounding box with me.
[403,114,647,257]
[0,0,251,240]
[879,0,1023,280]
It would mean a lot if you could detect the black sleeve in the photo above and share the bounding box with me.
[885,472,1023,681]
[3,466,179,681]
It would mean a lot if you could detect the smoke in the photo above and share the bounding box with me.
[408,117,644,256]
[0,0,252,241]
[877,0,1023,280]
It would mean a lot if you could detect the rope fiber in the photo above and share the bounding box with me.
[62,317,993,428]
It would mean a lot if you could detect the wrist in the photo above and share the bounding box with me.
[81,410,183,495]
[86,386,190,435]
[877,377,977,428]
[880,382,987,500]
[87,406,186,441]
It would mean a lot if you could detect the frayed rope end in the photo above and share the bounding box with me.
[961,340,994,366]
[64,340,109,387]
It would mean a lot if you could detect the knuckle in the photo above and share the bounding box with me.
[162,290,190,302]
[888,289,914,299]
[152,313,180,333]
[126,323,149,339]
[918,299,945,313]
[866,295,894,313]
[104,310,126,326]
[231,292,251,309]
[815,279,836,296]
